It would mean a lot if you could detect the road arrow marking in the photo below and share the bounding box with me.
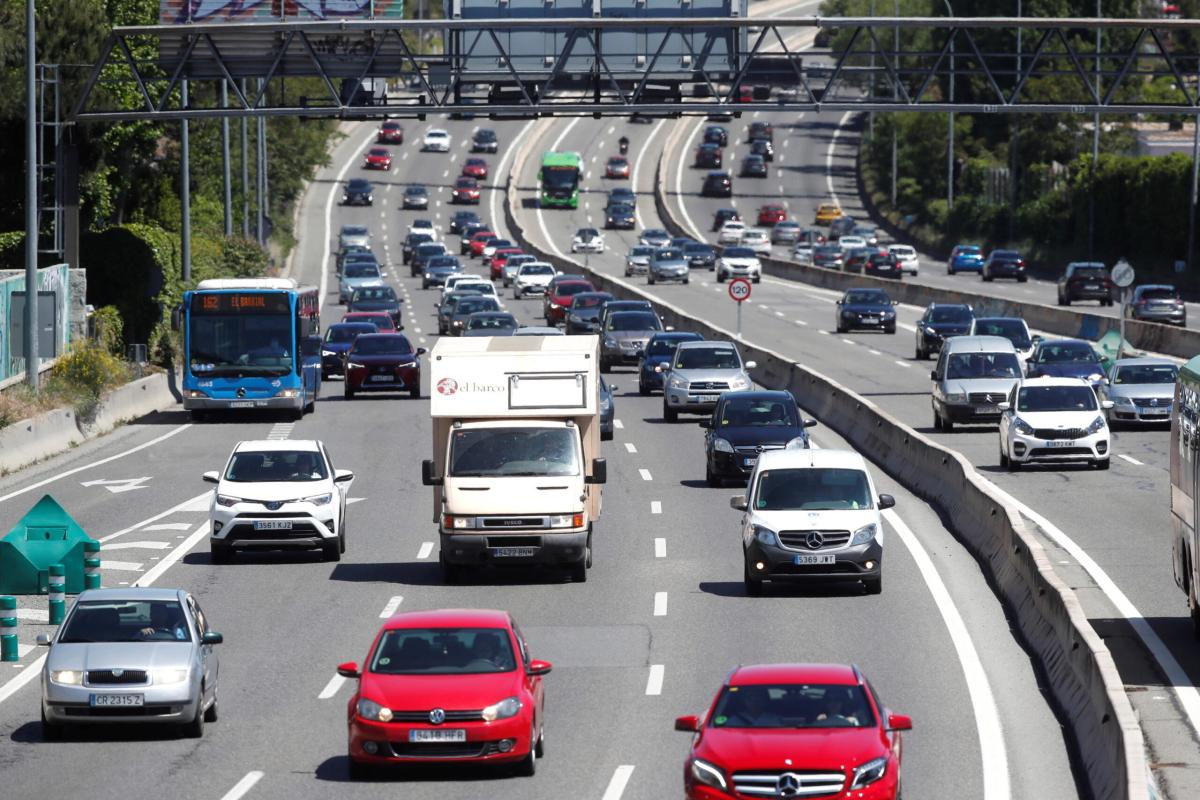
[80,477,152,494]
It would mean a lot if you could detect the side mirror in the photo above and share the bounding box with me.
[334,469,355,483]
[421,459,443,486]
[528,659,553,676]
[699,419,712,428]
[655,365,664,373]
[730,495,748,511]
[202,471,220,484]
[803,419,818,428]
[665,325,675,332]
[886,713,913,732]
[744,360,757,369]
[1101,400,1114,410]
[997,401,1011,411]
[610,385,618,393]
[930,371,938,381]
[416,347,427,356]
[336,661,361,679]
[675,715,701,732]
[36,633,52,646]
[878,494,895,510]
[836,300,843,305]
[586,458,607,485]
[201,632,224,645]
[892,300,900,305]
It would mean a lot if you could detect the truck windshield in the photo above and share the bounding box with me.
[449,427,580,477]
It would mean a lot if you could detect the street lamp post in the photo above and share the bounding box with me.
[1088,0,1101,262]
[943,0,954,211]
[890,0,899,209]
[23,0,37,388]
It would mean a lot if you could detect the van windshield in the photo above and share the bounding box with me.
[946,352,1021,379]
[753,468,872,511]
[449,427,580,477]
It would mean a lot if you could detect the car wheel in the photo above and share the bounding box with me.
[648,274,655,285]
[410,385,421,400]
[204,686,219,723]
[885,325,896,334]
[753,275,761,284]
[743,560,764,596]
[863,575,882,595]
[344,386,355,400]
[663,404,678,423]
[339,520,347,554]
[535,723,545,758]
[321,370,329,381]
[440,553,462,585]
[1095,458,1111,470]
[601,427,613,441]
[1062,295,1072,306]
[600,359,611,374]
[1056,292,1065,306]
[322,537,342,562]
[190,409,208,423]
[982,273,993,282]
[514,725,538,776]
[933,410,942,431]
[836,324,845,334]
[915,346,925,360]
[999,448,1009,469]
[683,278,689,285]
[1007,454,1021,472]
[1018,276,1028,283]
[570,558,588,583]
[638,380,649,396]
[948,265,955,275]
[41,708,63,741]
[1190,576,1200,641]
[942,415,954,432]
[210,540,232,565]
[706,463,722,488]
[716,272,726,283]
[185,695,205,738]
[348,759,376,781]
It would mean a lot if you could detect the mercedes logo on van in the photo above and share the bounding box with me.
[436,378,458,396]
[429,708,446,725]
[805,532,824,550]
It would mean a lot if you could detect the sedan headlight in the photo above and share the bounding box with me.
[850,756,888,789]
[215,494,241,508]
[481,696,522,721]
[357,697,393,722]
[1088,373,1103,383]
[347,362,366,370]
[882,309,895,318]
[690,758,728,791]
[712,437,734,453]
[1087,415,1107,434]
[667,376,687,390]
[50,669,82,685]
[1012,417,1035,436]
[321,349,336,357]
[152,668,189,685]
[302,493,333,506]
[850,523,877,546]
[752,524,778,547]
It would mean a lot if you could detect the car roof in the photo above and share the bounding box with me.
[1019,376,1093,388]
[330,321,377,330]
[721,390,795,403]
[941,335,1016,354]
[755,446,866,472]
[381,608,511,631]
[1112,356,1177,367]
[730,663,861,687]
[234,439,322,452]
[650,331,703,341]
[1135,284,1176,291]
[1035,337,1090,348]
[677,340,735,351]
[77,587,184,603]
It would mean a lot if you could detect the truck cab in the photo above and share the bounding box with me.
[422,336,606,583]
[1171,355,1200,637]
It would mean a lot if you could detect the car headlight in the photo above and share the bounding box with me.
[550,303,560,309]
[1088,373,1103,383]
[604,337,617,348]
[850,756,888,789]
[548,514,584,528]
[944,392,966,403]
[1012,417,1035,436]
[424,272,433,279]
[882,310,895,317]
[712,437,734,453]
[667,376,687,390]
[347,362,365,370]
[153,668,189,685]
[850,523,877,546]
[786,435,809,449]
[752,524,778,547]
[302,493,333,506]
[321,349,336,357]
[690,758,728,791]
[357,697,393,722]
[50,669,82,685]
[216,494,241,507]
[481,696,522,721]
[730,376,751,390]
[1113,395,1135,407]
[1087,415,1107,434]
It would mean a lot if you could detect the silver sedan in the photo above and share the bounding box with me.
[1102,357,1178,426]
[39,587,223,739]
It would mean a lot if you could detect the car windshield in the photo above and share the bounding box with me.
[720,397,797,427]
[946,352,1022,379]
[468,315,517,330]
[406,187,426,196]
[344,264,380,278]
[576,229,599,239]
[456,298,499,315]
[929,307,971,324]
[1017,385,1098,412]
[609,312,660,331]
[449,427,580,477]
[370,628,516,675]
[573,295,609,309]
[224,450,328,482]
[973,319,1031,349]
[656,249,683,261]
[348,180,370,190]
[725,247,756,258]
[1114,364,1178,385]
[1140,287,1179,301]
[1037,343,1098,363]
[325,325,374,343]
[341,226,368,236]
[686,244,714,254]
[1071,267,1106,279]
[59,600,192,644]
[348,315,391,329]
[710,684,876,729]
[355,287,396,301]
[428,257,458,269]
[522,265,555,276]
[676,347,740,370]
[416,244,445,256]
[845,290,890,305]
[630,246,655,257]
[556,283,592,297]
[957,246,981,254]
[351,336,413,355]
[647,337,694,356]
[815,245,841,256]
[754,467,872,511]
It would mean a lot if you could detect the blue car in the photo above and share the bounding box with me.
[600,377,616,440]
[948,244,984,274]
[320,322,378,379]
[637,331,705,395]
[1025,338,1106,388]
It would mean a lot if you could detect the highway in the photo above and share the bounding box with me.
[0,111,1087,800]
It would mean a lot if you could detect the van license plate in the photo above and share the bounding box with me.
[1044,440,1076,448]
[492,547,537,558]
[91,694,143,707]
[794,555,835,566]
[254,520,293,530]
[409,729,466,743]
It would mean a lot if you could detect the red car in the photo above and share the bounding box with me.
[757,205,786,226]
[675,664,911,800]
[452,177,482,205]
[470,233,499,258]
[462,158,489,179]
[377,121,404,144]
[342,311,397,333]
[605,156,630,179]
[338,608,551,777]
[543,279,596,326]
[363,147,392,170]
[342,333,425,400]
[490,248,524,280]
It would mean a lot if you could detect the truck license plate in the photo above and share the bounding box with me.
[492,547,537,558]
[794,554,835,566]
[91,694,143,707]
[409,729,466,743]
[254,520,293,530]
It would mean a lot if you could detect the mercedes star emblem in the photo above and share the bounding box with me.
[805,531,824,550]
[777,773,802,797]
[428,708,446,725]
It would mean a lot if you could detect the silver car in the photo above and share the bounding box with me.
[661,340,755,421]
[930,336,1023,430]
[39,587,222,739]
[625,245,655,276]
[648,247,690,285]
[1103,357,1178,426]
[601,309,664,372]
[339,260,384,304]
[338,224,370,250]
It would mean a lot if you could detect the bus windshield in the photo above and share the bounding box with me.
[189,314,294,377]
[542,165,580,190]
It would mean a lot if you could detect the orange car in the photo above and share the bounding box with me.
[814,203,843,225]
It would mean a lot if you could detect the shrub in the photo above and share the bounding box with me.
[91,305,125,356]
[49,342,131,420]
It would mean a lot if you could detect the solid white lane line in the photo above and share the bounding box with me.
[650,501,662,514]
[625,442,638,453]
[653,592,668,616]
[219,771,265,800]
[631,119,667,229]
[673,117,708,240]
[102,541,171,551]
[638,468,653,481]
[1118,454,1143,466]
[379,595,404,618]
[601,766,636,800]
[321,127,374,310]
[894,360,912,368]
[645,664,665,695]
[491,119,537,240]
[135,522,210,587]
[417,542,434,560]
[318,674,347,700]
[654,537,667,558]
[883,509,1010,800]
[535,118,582,257]
[825,111,855,207]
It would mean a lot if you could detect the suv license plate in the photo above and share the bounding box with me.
[492,547,537,558]
[254,520,293,530]
[794,554,835,566]
[409,729,466,743]
[695,394,720,403]
[1044,440,1076,448]
[91,694,143,707]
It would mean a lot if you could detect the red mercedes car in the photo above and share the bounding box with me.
[675,664,911,800]
[452,177,482,205]
[543,278,596,326]
[341,311,397,333]
[462,158,489,179]
[605,156,631,179]
[342,333,424,400]
[490,248,524,280]
[377,121,404,144]
[338,609,551,778]
[757,204,787,226]
[363,147,392,170]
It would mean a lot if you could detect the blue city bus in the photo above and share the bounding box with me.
[181,278,322,420]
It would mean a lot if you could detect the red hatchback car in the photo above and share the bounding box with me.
[341,311,397,333]
[675,664,911,800]
[462,158,489,179]
[543,279,596,326]
[363,147,392,170]
[342,333,424,399]
[470,233,499,258]
[757,204,786,226]
[377,121,404,144]
[452,177,482,205]
[338,609,551,778]
[490,248,524,280]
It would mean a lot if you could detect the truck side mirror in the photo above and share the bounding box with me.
[421,459,443,486]
[586,458,607,485]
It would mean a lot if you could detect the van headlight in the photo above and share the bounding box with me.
[712,438,734,453]
[752,525,778,547]
[944,391,966,403]
[850,523,877,546]
[850,757,888,789]
[481,696,522,721]
[1087,415,1107,434]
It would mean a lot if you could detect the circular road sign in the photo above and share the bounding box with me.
[1111,258,1135,288]
[728,277,752,303]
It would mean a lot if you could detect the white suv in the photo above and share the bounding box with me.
[998,377,1114,470]
[421,129,451,152]
[204,440,355,562]
[718,220,746,245]
[733,447,891,595]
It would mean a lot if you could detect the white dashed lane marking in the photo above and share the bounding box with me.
[379,596,404,618]
[1118,454,1144,466]
[655,538,667,558]
[645,664,665,695]
[318,674,346,700]
[638,469,653,481]
[625,443,637,453]
[601,766,636,800]
[654,592,668,616]
[417,542,434,560]
[650,501,662,514]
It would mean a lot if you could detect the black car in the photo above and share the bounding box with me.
[915,303,974,360]
[700,391,815,485]
[747,121,774,143]
[349,285,403,328]
[411,242,448,277]
[683,242,717,270]
[835,288,897,334]
[337,244,372,273]
[703,125,729,147]
[749,139,774,162]
[606,188,636,210]
[828,216,858,240]
[449,211,481,236]
[740,154,768,178]
[1056,261,1114,306]
[711,208,740,232]
[421,255,463,289]
[402,232,433,265]
[694,143,723,169]
[606,203,636,230]
[702,171,733,197]
[863,252,902,280]
[565,291,616,334]
[402,185,429,209]
[342,178,374,206]
[981,249,1027,283]
[471,128,499,153]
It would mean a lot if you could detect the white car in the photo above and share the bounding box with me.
[442,278,496,302]
[888,244,919,275]
[203,440,355,562]
[639,229,671,248]
[998,377,1114,471]
[838,235,867,252]
[716,246,763,283]
[421,129,451,152]
[513,262,558,298]
[571,228,606,254]
[718,220,746,245]
[407,219,438,240]
[503,253,536,287]
[740,228,772,256]
[735,446,891,595]
[792,242,814,265]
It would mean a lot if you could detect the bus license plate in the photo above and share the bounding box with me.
[229,401,256,409]
[794,555,835,566]
[1044,440,1076,448]
[91,694,143,707]
[492,547,537,558]
[254,520,293,530]
[409,729,466,743]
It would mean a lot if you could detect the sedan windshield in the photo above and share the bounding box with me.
[468,315,517,330]
[1017,385,1098,412]
[456,298,500,315]
[59,600,192,644]
[1114,364,1178,385]
[676,347,740,370]
[844,290,890,305]
[522,265,555,276]
[946,352,1022,380]
[370,628,516,675]
[449,427,580,477]
[224,450,329,482]
[724,247,756,259]
[754,467,872,511]
[647,337,697,356]
[555,283,592,298]
[325,325,375,343]
[655,249,684,261]
[355,287,396,302]
[929,307,972,324]
[608,312,660,332]
[720,397,797,426]
[351,336,413,355]
[711,684,876,729]
[1037,343,1098,363]
[344,264,380,279]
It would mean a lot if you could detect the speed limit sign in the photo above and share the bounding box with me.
[728,278,752,303]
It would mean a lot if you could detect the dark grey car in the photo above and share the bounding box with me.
[1127,284,1186,326]
[601,310,665,372]
[648,248,689,285]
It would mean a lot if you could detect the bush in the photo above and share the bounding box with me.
[91,305,125,356]
[49,342,130,402]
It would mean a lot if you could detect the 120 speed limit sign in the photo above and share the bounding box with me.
[728,278,752,303]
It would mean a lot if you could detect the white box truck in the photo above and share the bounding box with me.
[421,335,607,583]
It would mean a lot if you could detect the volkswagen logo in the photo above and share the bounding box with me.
[805,531,824,550]
[111,668,124,678]
[428,708,446,725]
[777,773,802,797]
[1150,398,1159,407]
[755,445,765,454]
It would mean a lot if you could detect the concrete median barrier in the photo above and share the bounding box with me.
[506,126,1148,799]
[86,371,179,437]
